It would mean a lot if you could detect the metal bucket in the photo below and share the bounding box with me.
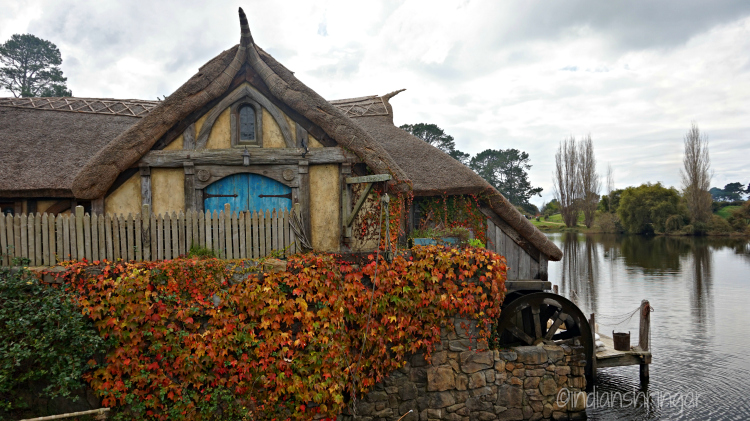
[613,331,631,351]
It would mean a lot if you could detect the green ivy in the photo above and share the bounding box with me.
[0,267,107,413]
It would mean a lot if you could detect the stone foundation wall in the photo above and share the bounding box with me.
[340,320,587,421]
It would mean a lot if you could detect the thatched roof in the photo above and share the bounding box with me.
[71,7,409,200]
[0,105,141,197]
[332,92,563,261]
[0,97,157,117]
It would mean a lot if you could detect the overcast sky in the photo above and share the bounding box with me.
[3,0,750,207]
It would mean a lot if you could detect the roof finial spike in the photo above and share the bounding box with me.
[382,89,406,101]
[238,7,254,47]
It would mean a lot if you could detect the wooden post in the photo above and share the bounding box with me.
[639,299,650,381]
[297,160,310,243]
[140,165,152,207]
[589,313,597,384]
[340,163,351,242]
[142,204,151,261]
[184,162,195,211]
[91,197,104,215]
[539,254,549,283]
[75,206,85,261]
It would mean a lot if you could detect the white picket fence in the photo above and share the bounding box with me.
[0,204,299,266]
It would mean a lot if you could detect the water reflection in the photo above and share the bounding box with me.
[547,233,750,420]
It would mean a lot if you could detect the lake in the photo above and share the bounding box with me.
[546,233,750,420]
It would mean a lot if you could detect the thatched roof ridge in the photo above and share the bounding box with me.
[0,106,140,197]
[334,92,563,261]
[71,7,408,199]
[0,97,158,117]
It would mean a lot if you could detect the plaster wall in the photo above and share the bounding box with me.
[205,108,232,149]
[105,174,141,216]
[308,134,324,148]
[36,200,57,214]
[152,169,185,215]
[164,134,184,151]
[309,164,340,252]
[262,109,285,148]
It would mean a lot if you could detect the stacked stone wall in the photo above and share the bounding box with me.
[339,319,587,421]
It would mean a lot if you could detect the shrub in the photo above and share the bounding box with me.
[187,243,219,259]
[0,268,106,413]
[596,213,621,233]
[664,215,685,234]
[708,214,732,234]
[728,202,750,232]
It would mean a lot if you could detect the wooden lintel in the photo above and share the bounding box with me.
[138,148,357,168]
[345,174,392,184]
[505,280,552,292]
[346,182,375,227]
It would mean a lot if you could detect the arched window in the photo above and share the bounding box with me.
[239,104,256,142]
[231,101,262,147]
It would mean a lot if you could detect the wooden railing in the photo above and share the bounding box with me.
[0,204,299,266]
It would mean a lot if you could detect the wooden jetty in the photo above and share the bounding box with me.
[589,299,652,383]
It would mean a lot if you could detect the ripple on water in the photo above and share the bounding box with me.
[547,233,750,420]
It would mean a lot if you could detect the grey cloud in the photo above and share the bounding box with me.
[486,1,750,53]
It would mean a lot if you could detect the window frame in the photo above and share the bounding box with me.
[230,99,263,148]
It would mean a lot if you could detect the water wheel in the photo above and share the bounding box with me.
[494,292,594,381]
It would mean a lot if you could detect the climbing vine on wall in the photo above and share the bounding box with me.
[416,194,487,244]
[353,184,410,251]
[45,246,506,420]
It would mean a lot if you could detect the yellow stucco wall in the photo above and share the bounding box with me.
[308,135,324,148]
[205,108,232,149]
[262,109,286,148]
[37,200,57,214]
[105,173,141,216]
[164,134,184,151]
[152,169,185,215]
[309,164,340,252]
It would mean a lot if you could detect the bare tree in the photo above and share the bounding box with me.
[578,135,601,228]
[553,136,580,227]
[681,122,712,224]
[605,164,614,211]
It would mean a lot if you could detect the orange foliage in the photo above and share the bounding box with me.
[48,246,506,420]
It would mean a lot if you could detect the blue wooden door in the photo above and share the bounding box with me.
[204,173,292,213]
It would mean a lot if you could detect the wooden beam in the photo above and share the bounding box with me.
[140,165,152,207]
[340,164,351,243]
[345,174,392,184]
[298,161,310,241]
[91,197,104,215]
[138,148,357,168]
[480,206,541,262]
[183,123,196,150]
[504,280,552,291]
[184,162,196,211]
[346,182,374,227]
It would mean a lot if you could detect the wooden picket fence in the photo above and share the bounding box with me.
[0,204,299,267]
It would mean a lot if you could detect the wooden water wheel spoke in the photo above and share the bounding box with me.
[507,324,535,345]
[494,292,593,382]
[531,304,543,339]
[544,312,567,340]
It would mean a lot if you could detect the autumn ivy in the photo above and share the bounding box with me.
[44,246,506,420]
[416,194,488,244]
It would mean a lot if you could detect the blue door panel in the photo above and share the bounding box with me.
[204,173,292,213]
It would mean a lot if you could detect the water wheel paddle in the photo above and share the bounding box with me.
[494,292,594,382]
